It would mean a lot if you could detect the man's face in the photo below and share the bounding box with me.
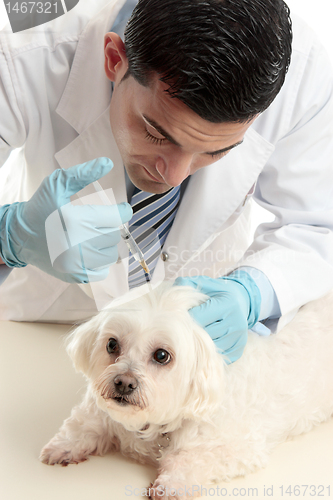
[107,40,254,194]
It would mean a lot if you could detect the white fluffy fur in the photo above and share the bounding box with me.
[40,283,333,499]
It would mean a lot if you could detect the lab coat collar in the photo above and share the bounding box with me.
[55,0,126,134]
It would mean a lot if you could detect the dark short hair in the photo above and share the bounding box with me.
[124,0,292,123]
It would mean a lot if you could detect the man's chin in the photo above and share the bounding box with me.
[138,182,171,194]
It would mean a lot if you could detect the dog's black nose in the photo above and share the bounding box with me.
[113,374,138,395]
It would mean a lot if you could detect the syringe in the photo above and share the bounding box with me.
[91,181,151,282]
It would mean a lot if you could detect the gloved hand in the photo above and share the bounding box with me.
[174,270,261,363]
[0,158,133,283]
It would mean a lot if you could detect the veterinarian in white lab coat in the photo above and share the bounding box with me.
[0,0,332,359]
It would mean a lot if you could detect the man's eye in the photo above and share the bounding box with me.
[209,151,227,159]
[145,130,166,146]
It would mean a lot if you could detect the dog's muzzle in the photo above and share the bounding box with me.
[95,368,147,409]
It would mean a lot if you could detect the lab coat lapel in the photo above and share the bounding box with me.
[52,1,129,302]
[54,108,129,300]
[155,126,275,278]
[54,108,126,201]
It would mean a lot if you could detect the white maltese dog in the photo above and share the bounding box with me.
[40,282,333,499]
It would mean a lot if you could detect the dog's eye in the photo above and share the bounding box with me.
[153,349,171,365]
[106,338,119,355]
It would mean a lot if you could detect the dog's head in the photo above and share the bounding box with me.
[67,282,226,432]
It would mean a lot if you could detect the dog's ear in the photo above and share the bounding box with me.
[182,325,226,420]
[66,315,101,376]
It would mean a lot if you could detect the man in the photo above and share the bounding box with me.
[0,0,332,363]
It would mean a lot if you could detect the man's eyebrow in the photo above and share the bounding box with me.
[142,114,243,155]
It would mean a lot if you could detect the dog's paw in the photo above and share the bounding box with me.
[39,436,90,466]
[148,477,200,499]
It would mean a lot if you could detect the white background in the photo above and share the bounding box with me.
[0,0,332,228]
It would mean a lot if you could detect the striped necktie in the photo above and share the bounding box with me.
[128,185,181,288]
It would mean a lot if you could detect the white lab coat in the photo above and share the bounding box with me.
[0,0,333,326]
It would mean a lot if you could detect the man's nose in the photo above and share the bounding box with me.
[155,153,192,187]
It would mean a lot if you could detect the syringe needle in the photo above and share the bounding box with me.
[119,225,151,282]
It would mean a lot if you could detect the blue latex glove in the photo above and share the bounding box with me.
[174,270,261,363]
[0,158,133,283]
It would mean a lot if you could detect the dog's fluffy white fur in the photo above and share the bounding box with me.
[40,283,333,498]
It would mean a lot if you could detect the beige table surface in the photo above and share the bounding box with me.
[1,319,332,500]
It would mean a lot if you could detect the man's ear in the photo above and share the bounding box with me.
[104,32,128,82]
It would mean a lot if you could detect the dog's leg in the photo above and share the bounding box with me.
[149,444,268,499]
[39,391,119,466]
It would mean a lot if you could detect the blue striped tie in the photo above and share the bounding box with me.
[128,185,181,288]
